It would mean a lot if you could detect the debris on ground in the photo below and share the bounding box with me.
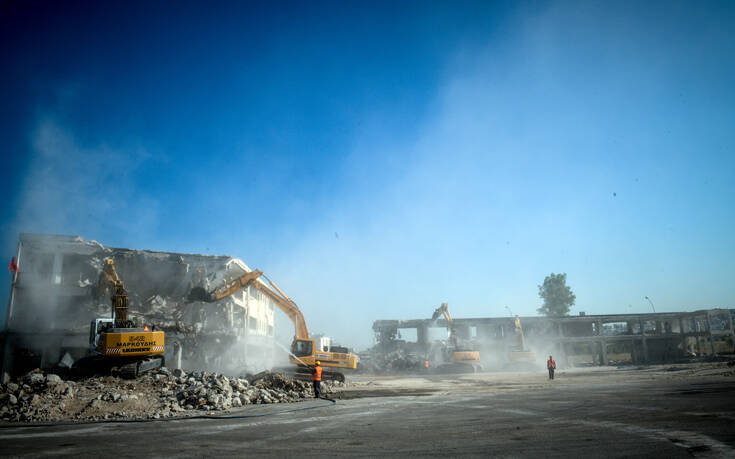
[0,368,345,423]
[357,350,422,373]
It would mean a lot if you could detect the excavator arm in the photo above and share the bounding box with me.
[432,302,457,348]
[189,269,310,339]
[249,275,310,340]
[96,258,132,328]
[508,315,536,364]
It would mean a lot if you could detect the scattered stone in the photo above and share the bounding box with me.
[58,353,75,369]
[24,372,45,387]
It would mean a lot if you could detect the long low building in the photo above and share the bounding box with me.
[1,234,278,381]
[372,308,735,367]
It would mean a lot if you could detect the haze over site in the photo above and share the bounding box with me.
[1,1,734,349]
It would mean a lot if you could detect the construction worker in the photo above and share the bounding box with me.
[312,360,322,398]
[547,355,556,380]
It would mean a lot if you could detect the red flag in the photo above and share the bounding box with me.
[8,257,18,273]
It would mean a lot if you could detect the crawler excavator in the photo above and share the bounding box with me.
[431,303,483,373]
[508,315,536,364]
[76,258,166,378]
[188,269,357,382]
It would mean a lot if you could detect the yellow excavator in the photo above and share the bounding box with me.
[508,315,536,363]
[431,303,482,372]
[188,269,357,382]
[81,258,166,378]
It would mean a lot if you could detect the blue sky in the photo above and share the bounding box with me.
[1,1,734,349]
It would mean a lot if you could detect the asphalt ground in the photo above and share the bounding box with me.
[1,363,734,458]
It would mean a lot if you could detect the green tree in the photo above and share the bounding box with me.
[537,273,576,316]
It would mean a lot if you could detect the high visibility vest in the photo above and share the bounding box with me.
[313,365,322,381]
[424,360,429,368]
[547,359,556,369]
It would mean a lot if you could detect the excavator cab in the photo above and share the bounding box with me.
[89,318,114,353]
[292,338,313,357]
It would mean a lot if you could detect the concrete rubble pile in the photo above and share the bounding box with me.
[0,368,344,423]
[360,349,422,374]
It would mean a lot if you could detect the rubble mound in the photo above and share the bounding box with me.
[358,350,423,374]
[0,368,344,423]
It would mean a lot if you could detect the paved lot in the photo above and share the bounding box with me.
[1,363,734,458]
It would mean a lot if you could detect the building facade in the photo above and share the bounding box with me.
[1,234,277,380]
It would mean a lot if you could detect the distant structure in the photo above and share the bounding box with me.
[1,234,277,381]
[373,308,735,367]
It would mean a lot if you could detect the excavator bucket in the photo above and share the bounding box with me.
[187,286,210,302]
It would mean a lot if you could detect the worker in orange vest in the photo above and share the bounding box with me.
[424,359,429,371]
[312,360,323,398]
[547,355,556,380]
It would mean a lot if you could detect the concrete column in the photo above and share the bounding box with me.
[556,341,564,366]
[1,336,14,383]
[728,311,735,353]
[174,342,183,370]
[631,339,638,363]
[417,325,428,345]
[705,313,716,356]
[600,340,609,366]
[595,320,603,336]
[641,337,649,363]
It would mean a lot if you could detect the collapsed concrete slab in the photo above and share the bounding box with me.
[1,234,280,381]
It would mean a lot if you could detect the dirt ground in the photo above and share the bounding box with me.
[1,361,734,458]
[339,360,735,398]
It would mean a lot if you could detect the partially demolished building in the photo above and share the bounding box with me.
[372,308,735,370]
[1,234,277,380]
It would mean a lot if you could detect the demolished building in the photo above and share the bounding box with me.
[1,234,279,381]
[371,308,735,370]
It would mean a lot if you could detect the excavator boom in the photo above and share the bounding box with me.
[509,315,536,363]
[432,303,457,348]
[190,269,310,339]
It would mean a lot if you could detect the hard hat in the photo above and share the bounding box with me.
[316,361,321,365]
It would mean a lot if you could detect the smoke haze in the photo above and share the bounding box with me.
[3,2,734,351]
